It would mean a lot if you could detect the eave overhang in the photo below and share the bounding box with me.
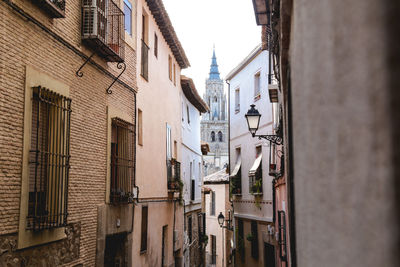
[252,0,270,25]
[145,0,190,69]
[181,75,209,113]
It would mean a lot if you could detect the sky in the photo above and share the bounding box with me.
[162,0,261,96]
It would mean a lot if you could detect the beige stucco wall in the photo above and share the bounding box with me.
[288,0,400,266]
[133,0,184,266]
[204,183,230,267]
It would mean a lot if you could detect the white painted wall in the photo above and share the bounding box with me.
[228,49,274,220]
[181,94,203,205]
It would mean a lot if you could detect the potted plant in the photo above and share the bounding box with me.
[246,233,254,242]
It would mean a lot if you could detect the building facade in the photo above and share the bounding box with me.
[203,170,231,267]
[0,0,136,266]
[180,76,209,267]
[226,45,278,267]
[201,50,229,176]
[251,1,400,267]
[133,0,190,266]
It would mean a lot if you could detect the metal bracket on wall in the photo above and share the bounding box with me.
[255,134,283,145]
[106,62,126,94]
[75,52,95,77]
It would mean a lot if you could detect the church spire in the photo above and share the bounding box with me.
[209,47,221,80]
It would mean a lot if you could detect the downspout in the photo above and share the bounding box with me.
[226,79,235,267]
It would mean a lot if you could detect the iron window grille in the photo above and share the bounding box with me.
[110,118,135,203]
[27,86,71,231]
[141,39,149,80]
[82,0,125,62]
[167,159,181,191]
[278,210,288,262]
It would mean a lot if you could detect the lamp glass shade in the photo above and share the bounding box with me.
[218,212,224,227]
[245,105,261,136]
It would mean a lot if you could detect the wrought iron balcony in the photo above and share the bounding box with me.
[167,159,181,191]
[33,0,66,18]
[81,0,125,62]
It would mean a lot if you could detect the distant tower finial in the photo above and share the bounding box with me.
[209,47,220,80]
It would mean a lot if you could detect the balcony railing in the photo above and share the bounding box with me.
[167,159,181,191]
[82,0,125,62]
[34,0,66,18]
[141,39,149,80]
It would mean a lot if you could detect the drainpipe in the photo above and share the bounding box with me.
[225,79,235,267]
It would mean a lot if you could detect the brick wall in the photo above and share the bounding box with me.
[0,1,136,266]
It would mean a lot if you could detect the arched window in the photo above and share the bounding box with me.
[218,131,223,142]
[211,131,215,142]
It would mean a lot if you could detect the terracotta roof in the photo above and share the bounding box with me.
[203,169,229,183]
[145,0,190,69]
[181,75,209,113]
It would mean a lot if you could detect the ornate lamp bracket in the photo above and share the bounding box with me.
[106,62,126,94]
[254,134,283,145]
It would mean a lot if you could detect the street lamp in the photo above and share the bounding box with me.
[245,104,283,145]
[218,212,225,228]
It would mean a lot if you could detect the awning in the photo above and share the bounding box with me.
[249,155,262,176]
[230,158,241,178]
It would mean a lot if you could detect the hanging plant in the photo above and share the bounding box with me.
[246,233,254,242]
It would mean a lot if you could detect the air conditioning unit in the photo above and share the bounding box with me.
[82,0,107,41]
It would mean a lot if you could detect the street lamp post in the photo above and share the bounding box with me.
[218,212,233,267]
[245,104,283,145]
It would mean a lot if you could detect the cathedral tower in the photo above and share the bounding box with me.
[201,48,229,175]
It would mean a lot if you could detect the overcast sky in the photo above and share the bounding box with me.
[162,0,261,96]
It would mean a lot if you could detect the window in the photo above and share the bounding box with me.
[188,216,192,244]
[251,221,259,259]
[27,86,71,231]
[231,147,242,195]
[168,56,172,81]
[182,102,184,122]
[249,147,263,194]
[278,211,288,261]
[235,88,240,112]
[187,105,190,124]
[174,140,177,159]
[173,64,176,85]
[110,118,135,203]
[154,33,158,57]
[138,109,143,146]
[162,225,168,266]
[210,191,215,215]
[141,206,148,252]
[191,179,195,201]
[211,131,215,142]
[124,0,132,36]
[256,145,262,157]
[141,12,149,80]
[254,72,261,99]
[238,219,245,261]
[218,131,223,142]
[211,235,216,264]
[166,124,172,160]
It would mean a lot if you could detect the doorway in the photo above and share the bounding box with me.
[264,242,275,267]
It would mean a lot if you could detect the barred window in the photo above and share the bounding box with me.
[110,118,135,203]
[28,86,71,231]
